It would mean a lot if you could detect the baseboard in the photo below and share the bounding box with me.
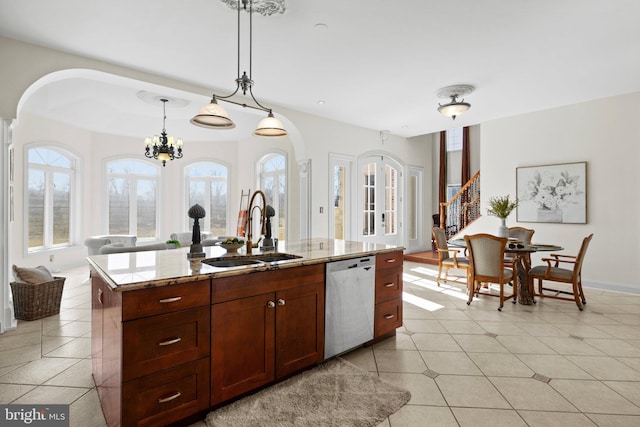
[583,280,640,295]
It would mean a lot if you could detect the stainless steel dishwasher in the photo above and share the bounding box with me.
[324,256,376,359]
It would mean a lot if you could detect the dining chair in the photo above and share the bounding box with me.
[432,227,469,286]
[505,226,535,270]
[464,233,515,311]
[529,234,594,310]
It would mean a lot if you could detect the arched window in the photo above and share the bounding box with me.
[27,146,76,251]
[258,153,287,241]
[106,159,159,239]
[185,162,229,235]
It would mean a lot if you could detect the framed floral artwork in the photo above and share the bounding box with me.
[516,161,587,224]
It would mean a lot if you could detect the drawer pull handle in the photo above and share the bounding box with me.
[384,283,394,288]
[277,299,286,306]
[159,296,182,304]
[97,288,104,305]
[385,259,396,263]
[159,337,182,346]
[384,314,395,320]
[158,391,181,404]
[267,301,275,308]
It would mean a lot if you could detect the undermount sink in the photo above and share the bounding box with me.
[203,258,264,268]
[251,253,303,263]
[202,252,303,269]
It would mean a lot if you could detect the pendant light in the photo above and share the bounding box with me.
[192,0,287,137]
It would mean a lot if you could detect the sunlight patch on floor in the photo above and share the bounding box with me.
[402,291,444,312]
[408,266,439,277]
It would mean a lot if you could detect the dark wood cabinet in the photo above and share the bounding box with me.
[373,251,403,338]
[211,292,275,404]
[91,272,210,427]
[211,264,324,405]
[91,248,399,424]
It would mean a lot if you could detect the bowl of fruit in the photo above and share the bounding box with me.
[219,237,245,253]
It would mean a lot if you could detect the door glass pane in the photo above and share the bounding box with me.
[137,179,156,238]
[109,177,129,234]
[362,163,375,236]
[52,172,71,245]
[28,169,45,248]
[333,165,345,239]
[384,165,397,235]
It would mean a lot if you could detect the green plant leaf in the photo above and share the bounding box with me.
[487,195,519,219]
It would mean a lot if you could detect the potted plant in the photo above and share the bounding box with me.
[487,195,519,238]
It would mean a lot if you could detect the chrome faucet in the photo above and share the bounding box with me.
[245,190,267,253]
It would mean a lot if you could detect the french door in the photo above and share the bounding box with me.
[358,155,402,246]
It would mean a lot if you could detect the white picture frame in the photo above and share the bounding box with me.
[516,161,587,224]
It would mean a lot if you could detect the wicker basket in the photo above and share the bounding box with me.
[10,277,65,321]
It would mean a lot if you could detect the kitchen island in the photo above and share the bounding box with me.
[88,238,404,427]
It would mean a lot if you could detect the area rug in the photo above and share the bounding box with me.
[206,357,411,427]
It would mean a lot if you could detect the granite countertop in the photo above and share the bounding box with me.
[86,238,404,292]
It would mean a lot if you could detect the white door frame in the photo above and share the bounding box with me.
[406,165,424,253]
[357,152,404,247]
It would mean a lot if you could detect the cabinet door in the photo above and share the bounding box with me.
[122,306,210,382]
[276,281,325,378]
[375,267,403,303]
[211,293,275,405]
[374,297,403,338]
[122,358,209,427]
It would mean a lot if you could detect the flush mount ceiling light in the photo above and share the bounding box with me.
[192,0,287,137]
[145,98,184,167]
[437,84,475,120]
[219,0,284,16]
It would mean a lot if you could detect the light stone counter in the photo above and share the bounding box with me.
[86,238,404,291]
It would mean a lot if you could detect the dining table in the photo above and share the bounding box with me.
[449,238,563,305]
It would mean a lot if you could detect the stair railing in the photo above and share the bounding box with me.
[439,171,481,239]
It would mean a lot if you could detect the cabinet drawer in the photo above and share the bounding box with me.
[122,280,210,320]
[375,267,402,303]
[122,358,209,427]
[376,251,403,271]
[374,297,403,338]
[122,306,210,381]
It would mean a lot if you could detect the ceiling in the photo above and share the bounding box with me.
[1,0,639,142]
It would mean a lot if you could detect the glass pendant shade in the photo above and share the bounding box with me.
[190,98,235,129]
[438,102,471,117]
[254,112,287,137]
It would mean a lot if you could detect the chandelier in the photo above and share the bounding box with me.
[191,0,288,137]
[437,85,475,120]
[145,98,184,167]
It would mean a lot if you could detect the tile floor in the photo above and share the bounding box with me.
[2,262,640,426]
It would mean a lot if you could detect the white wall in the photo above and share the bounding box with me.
[461,92,640,290]
[274,108,432,241]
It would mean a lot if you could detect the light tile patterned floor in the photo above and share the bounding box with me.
[2,262,640,426]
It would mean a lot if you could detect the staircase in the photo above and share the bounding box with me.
[439,171,481,239]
